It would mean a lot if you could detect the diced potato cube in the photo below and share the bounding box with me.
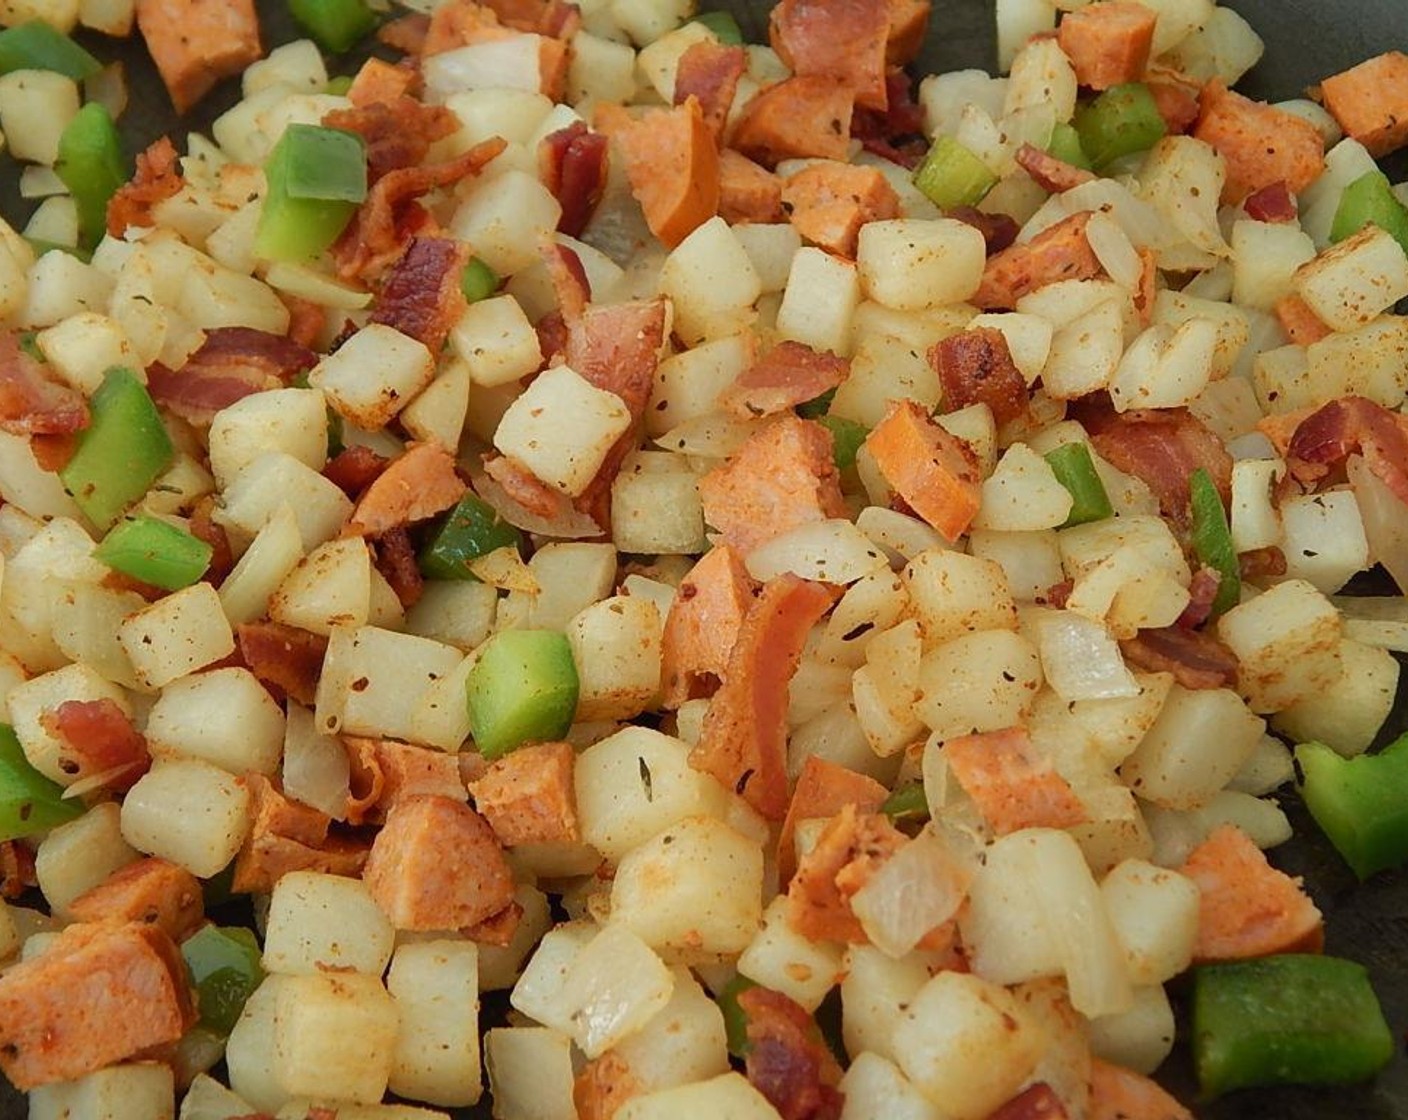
[273,973,398,1104]
[450,168,562,276]
[34,803,139,917]
[0,70,79,164]
[388,939,482,1107]
[269,536,373,637]
[567,594,662,721]
[903,549,1016,645]
[1278,489,1369,593]
[856,219,987,311]
[1292,224,1408,332]
[659,216,762,345]
[1100,859,1199,985]
[1271,637,1399,758]
[1216,578,1343,712]
[263,871,394,977]
[117,582,235,690]
[612,966,730,1093]
[208,388,329,489]
[450,294,543,388]
[484,1027,576,1120]
[120,759,251,878]
[838,1051,945,1120]
[332,626,466,745]
[145,667,285,775]
[28,1062,175,1120]
[6,661,130,783]
[555,923,674,1057]
[737,897,844,1012]
[217,451,353,553]
[615,1073,781,1120]
[775,246,861,356]
[309,323,436,429]
[915,628,1043,740]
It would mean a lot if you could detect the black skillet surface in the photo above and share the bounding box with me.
[2,2,1407,1118]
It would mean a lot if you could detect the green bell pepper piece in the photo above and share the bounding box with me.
[718,973,759,1057]
[466,630,579,760]
[691,9,743,43]
[0,21,101,79]
[913,135,998,210]
[1073,83,1166,171]
[881,781,930,825]
[1047,122,1092,171]
[1192,954,1394,1097]
[60,367,174,531]
[1044,441,1113,527]
[1189,466,1239,616]
[1295,734,1408,879]
[1330,169,1408,256]
[459,256,499,303]
[0,724,82,841]
[419,492,523,580]
[325,74,354,96]
[181,924,264,1036]
[796,388,836,420]
[289,0,378,54]
[254,124,367,263]
[54,102,128,250]
[817,415,867,471]
[95,515,213,591]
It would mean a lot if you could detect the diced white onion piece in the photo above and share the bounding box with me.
[1036,610,1140,700]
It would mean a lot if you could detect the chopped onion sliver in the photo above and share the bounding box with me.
[1037,611,1141,701]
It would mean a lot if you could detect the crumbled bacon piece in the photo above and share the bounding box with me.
[850,69,928,168]
[1085,404,1233,526]
[538,122,609,238]
[0,841,37,900]
[0,332,89,437]
[1283,395,1408,504]
[946,205,1020,255]
[1121,626,1239,691]
[777,756,888,886]
[1243,180,1297,223]
[787,804,907,943]
[190,496,235,586]
[44,699,150,793]
[1239,545,1287,581]
[323,444,391,498]
[540,240,591,321]
[106,136,184,238]
[372,526,425,609]
[482,452,574,521]
[325,98,460,183]
[720,340,848,420]
[370,236,470,352]
[333,137,506,282]
[1176,565,1223,629]
[236,622,329,706]
[738,986,845,1120]
[1015,142,1096,194]
[929,327,1029,426]
[146,327,317,427]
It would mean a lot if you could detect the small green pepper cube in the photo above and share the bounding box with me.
[60,367,175,531]
[880,781,930,824]
[0,21,101,79]
[95,515,214,591]
[420,492,523,580]
[1330,169,1408,256]
[817,415,868,471]
[1047,122,1092,171]
[691,9,743,43]
[718,973,759,1057]
[913,135,999,210]
[1192,954,1394,1097]
[0,725,82,841]
[1073,83,1167,171]
[55,102,129,250]
[1189,466,1239,616]
[1044,441,1113,527]
[466,629,578,760]
[290,0,379,54]
[1296,735,1408,879]
[181,924,265,1036]
[253,124,367,263]
[459,256,499,303]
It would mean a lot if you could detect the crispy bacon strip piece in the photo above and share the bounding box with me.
[1193,80,1325,204]
[45,699,150,793]
[325,98,460,183]
[610,99,719,249]
[720,340,849,420]
[538,121,609,238]
[467,740,579,846]
[363,795,516,931]
[1056,0,1156,91]
[1015,142,1096,194]
[1179,824,1324,962]
[1089,1060,1192,1120]
[0,841,36,900]
[777,756,888,886]
[690,574,839,820]
[106,137,184,238]
[146,326,316,427]
[1282,395,1408,504]
[944,727,1087,835]
[673,40,748,141]
[864,399,982,542]
[1242,180,1297,223]
[373,526,425,609]
[236,622,328,706]
[1318,51,1408,158]
[850,68,928,168]
[334,137,507,281]
[948,205,1021,255]
[974,211,1103,309]
[660,544,758,707]
[370,237,470,352]
[780,162,900,256]
[738,986,845,1120]
[0,332,89,436]
[769,0,890,111]
[787,804,907,942]
[1176,565,1223,628]
[719,149,785,224]
[346,442,467,537]
[323,444,390,498]
[732,76,855,167]
[0,921,196,1090]
[929,326,1030,426]
[1087,405,1233,526]
[67,858,204,943]
[540,239,591,322]
[698,416,848,554]
[1121,626,1238,690]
